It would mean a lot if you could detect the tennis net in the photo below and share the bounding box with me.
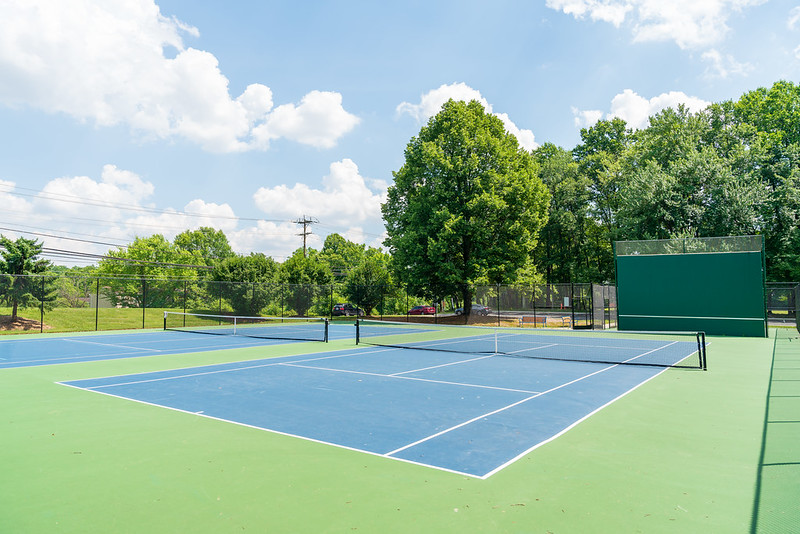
[164,312,328,342]
[355,319,706,369]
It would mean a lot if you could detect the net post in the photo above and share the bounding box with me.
[163,311,167,331]
[696,332,707,370]
[700,332,707,370]
[233,316,237,336]
[355,319,361,345]
[324,318,329,343]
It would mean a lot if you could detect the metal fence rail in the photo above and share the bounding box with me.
[0,274,617,335]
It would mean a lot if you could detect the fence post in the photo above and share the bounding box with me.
[497,284,501,327]
[142,278,147,329]
[95,277,100,331]
[39,276,44,334]
[570,283,575,329]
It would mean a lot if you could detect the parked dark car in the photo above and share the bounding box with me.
[332,303,364,316]
[455,304,491,316]
[407,305,436,315]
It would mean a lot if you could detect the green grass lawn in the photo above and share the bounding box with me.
[0,306,174,333]
[0,331,785,533]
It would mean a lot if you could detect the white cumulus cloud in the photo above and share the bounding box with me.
[252,159,387,221]
[572,107,605,129]
[573,89,710,130]
[0,0,358,152]
[252,91,361,150]
[36,165,155,221]
[545,0,633,27]
[396,83,538,151]
[1,164,384,263]
[548,0,765,49]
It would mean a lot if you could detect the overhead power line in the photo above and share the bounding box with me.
[0,183,288,223]
[38,247,213,270]
[0,225,129,248]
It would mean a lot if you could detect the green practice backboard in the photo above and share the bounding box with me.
[614,236,767,337]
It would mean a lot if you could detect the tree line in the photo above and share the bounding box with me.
[0,229,396,320]
[535,80,800,283]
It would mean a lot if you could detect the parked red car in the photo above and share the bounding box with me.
[408,305,436,315]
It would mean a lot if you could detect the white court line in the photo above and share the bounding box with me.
[279,362,539,395]
[382,340,694,463]
[494,331,675,352]
[64,338,162,352]
[504,343,558,356]
[384,362,618,457]
[389,354,494,376]
[624,340,679,364]
[71,346,398,389]
[57,381,483,479]
[1,352,156,366]
[480,364,673,479]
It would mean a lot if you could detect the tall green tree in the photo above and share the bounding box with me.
[727,81,800,280]
[211,253,280,315]
[343,249,393,314]
[0,236,52,320]
[280,249,333,316]
[533,143,601,282]
[98,235,203,307]
[319,233,366,280]
[174,227,234,267]
[382,99,549,314]
[573,117,631,234]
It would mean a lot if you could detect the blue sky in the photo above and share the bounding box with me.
[1,0,799,265]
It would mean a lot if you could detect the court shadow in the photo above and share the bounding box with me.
[750,329,800,533]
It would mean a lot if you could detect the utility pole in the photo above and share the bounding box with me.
[294,216,318,257]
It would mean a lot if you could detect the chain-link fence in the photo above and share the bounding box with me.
[0,274,617,334]
[766,282,797,324]
[615,235,764,255]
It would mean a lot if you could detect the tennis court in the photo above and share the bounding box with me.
[51,321,703,478]
[0,319,783,532]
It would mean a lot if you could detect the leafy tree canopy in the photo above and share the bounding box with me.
[319,233,366,279]
[211,253,280,315]
[343,248,393,314]
[383,99,549,311]
[98,235,204,279]
[280,249,333,316]
[174,227,234,266]
[0,235,53,320]
[97,235,205,308]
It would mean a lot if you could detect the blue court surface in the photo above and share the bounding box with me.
[59,338,700,478]
[0,323,356,369]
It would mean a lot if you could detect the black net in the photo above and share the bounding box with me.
[356,319,706,369]
[164,311,328,342]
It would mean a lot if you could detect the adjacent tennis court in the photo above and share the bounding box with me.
[0,315,344,368]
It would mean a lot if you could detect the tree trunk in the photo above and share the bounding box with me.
[11,299,18,321]
[461,285,472,323]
